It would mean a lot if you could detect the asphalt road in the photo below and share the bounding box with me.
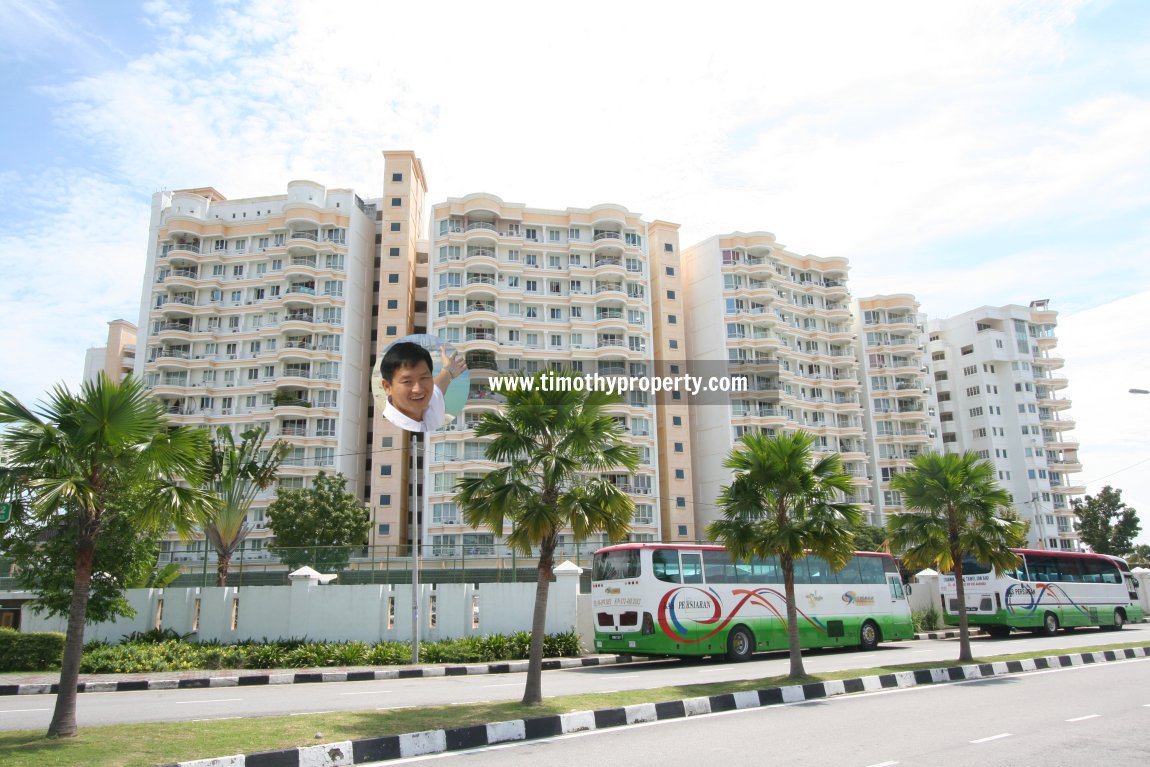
[383,654,1150,767]
[1,624,1147,731]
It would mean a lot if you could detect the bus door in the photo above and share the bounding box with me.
[1125,572,1139,603]
[887,574,907,604]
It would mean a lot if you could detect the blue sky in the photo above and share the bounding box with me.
[1,0,1148,540]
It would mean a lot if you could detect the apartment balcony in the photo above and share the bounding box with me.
[167,241,202,256]
[283,312,316,328]
[1039,414,1076,431]
[466,247,498,265]
[592,255,626,276]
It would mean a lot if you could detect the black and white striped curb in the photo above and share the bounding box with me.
[160,644,1150,767]
[0,655,634,697]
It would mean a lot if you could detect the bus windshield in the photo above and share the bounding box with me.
[592,549,641,581]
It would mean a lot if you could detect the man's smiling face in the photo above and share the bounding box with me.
[382,360,435,422]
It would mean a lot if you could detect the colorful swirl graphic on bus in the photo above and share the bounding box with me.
[657,587,828,644]
[1005,582,1092,618]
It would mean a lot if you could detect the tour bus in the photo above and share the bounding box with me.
[591,543,914,661]
[939,549,1144,637]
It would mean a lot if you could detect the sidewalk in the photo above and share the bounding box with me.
[0,631,964,696]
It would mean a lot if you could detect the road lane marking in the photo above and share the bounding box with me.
[1,707,50,713]
[865,761,900,767]
[190,716,243,722]
[1066,714,1101,722]
[340,690,393,696]
[173,698,243,705]
[483,683,520,688]
[290,710,334,716]
[971,733,1012,744]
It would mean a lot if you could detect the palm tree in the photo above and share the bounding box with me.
[0,375,212,738]
[455,372,639,705]
[887,451,1023,663]
[200,425,289,586]
[707,430,861,678]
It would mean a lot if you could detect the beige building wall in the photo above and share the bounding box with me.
[367,151,429,552]
[83,319,138,384]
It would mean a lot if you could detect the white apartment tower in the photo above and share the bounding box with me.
[136,181,380,557]
[683,233,872,527]
[423,195,697,553]
[856,295,943,526]
[926,300,1084,549]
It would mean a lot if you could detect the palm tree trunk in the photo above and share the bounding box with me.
[953,553,973,663]
[782,557,805,678]
[47,540,96,738]
[522,536,556,705]
[217,552,230,587]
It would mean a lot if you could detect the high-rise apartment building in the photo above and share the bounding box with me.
[414,195,696,552]
[855,295,942,525]
[682,233,871,528]
[83,319,137,384]
[136,181,380,559]
[122,151,1088,565]
[926,300,1084,549]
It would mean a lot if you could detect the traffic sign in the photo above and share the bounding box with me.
[0,502,10,523]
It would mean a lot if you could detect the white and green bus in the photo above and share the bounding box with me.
[591,543,914,661]
[939,548,1144,637]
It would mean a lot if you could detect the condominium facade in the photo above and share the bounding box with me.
[925,300,1084,549]
[855,295,942,525]
[417,195,697,553]
[682,233,872,528]
[135,180,380,559]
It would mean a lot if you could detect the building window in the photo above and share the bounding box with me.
[391,222,401,232]
[388,274,399,284]
[672,391,682,400]
[381,436,393,447]
[378,523,391,534]
[389,247,400,257]
[387,299,398,309]
[391,197,402,207]
[668,314,677,324]
[392,173,403,182]
[667,290,676,300]
[386,326,397,336]
[665,243,674,252]
[378,495,392,505]
[676,497,687,508]
[677,524,688,536]
[380,465,393,476]
[675,469,685,479]
[669,340,678,350]
[674,442,684,453]
[672,415,682,426]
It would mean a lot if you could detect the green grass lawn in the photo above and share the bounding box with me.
[2,640,1146,767]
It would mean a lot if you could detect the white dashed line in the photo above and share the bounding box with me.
[173,698,243,705]
[970,733,1012,744]
[1066,714,1101,722]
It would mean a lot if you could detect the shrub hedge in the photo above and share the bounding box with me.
[0,628,65,672]
[55,629,585,674]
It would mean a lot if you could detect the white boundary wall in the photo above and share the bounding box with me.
[16,562,588,645]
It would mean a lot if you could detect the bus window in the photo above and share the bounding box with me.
[807,556,836,584]
[792,558,811,585]
[1055,557,1083,583]
[703,549,736,583]
[836,557,862,583]
[858,556,886,584]
[749,554,783,584]
[1080,557,1120,585]
[682,552,704,584]
[652,549,682,583]
[592,549,641,581]
[1026,554,1056,582]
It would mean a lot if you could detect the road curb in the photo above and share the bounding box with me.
[160,643,1150,767]
[0,655,636,697]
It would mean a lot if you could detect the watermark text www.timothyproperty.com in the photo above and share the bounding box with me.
[488,371,748,397]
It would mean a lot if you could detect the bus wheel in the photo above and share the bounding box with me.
[859,620,880,651]
[985,625,1011,638]
[1038,611,1059,637]
[1109,611,1125,631]
[726,626,754,662]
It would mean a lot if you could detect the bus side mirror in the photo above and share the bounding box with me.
[905,583,913,595]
